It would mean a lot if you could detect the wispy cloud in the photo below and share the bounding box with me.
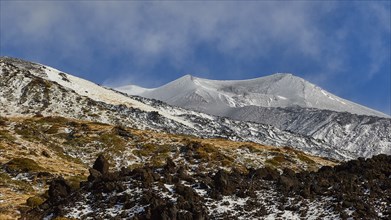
[1,1,390,113]
[1,2,334,69]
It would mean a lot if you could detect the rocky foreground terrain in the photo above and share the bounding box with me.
[0,116,332,219]
[23,154,391,219]
[1,116,389,219]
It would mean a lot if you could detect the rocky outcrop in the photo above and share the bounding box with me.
[92,154,109,175]
[48,178,72,201]
[22,154,391,219]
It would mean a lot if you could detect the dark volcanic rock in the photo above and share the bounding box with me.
[164,157,177,173]
[251,166,280,181]
[88,168,102,182]
[112,126,133,138]
[22,154,391,220]
[213,169,237,196]
[92,154,109,175]
[48,177,72,200]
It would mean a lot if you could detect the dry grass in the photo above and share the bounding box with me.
[0,116,338,219]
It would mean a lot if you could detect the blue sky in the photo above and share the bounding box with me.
[1,1,390,115]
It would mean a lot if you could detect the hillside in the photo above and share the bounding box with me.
[0,56,352,160]
[1,56,390,219]
[0,116,334,219]
[116,74,391,160]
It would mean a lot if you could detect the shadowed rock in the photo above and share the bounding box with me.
[92,154,109,175]
[214,170,237,196]
[48,177,72,200]
[164,157,177,173]
[88,168,102,182]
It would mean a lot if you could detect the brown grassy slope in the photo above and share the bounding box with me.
[0,116,337,219]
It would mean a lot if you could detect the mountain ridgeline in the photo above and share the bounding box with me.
[117,74,388,118]
[117,73,391,160]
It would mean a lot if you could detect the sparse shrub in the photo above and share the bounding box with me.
[0,130,15,141]
[99,133,124,147]
[4,157,45,173]
[195,147,209,160]
[26,196,44,208]
[64,135,91,148]
[150,156,167,167]
[239,144,259,153]
[42,150,51,158]
[46,124,61,134]
[0,116,7,126]
[192,143,236,169]
[0,171,34,192]
[265,154,286,167]
[14,124,34,138]
[297,153,315,164]
[66,175,87,191]
[34,112,44,118]
[221,158,232,167]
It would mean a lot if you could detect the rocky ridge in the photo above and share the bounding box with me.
[23,154,391,219]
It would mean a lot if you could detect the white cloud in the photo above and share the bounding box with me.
[1,1,389,83]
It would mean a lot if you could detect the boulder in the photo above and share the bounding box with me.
[164,158,176,173]
[213,170,236,195]
[48,177,72,201]
[88,168,102,182]
[92,154,109,175]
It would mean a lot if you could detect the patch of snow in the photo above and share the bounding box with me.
[164,184,175,193]
[43,213,54,220]
[42,67,195,129]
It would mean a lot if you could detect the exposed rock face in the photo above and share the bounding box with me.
[48,178,72,201]
[164,158,177,174]
[23,154,391,220]
[213,170,237,196]
[92,154,109,175]
[277,154,391,219]
[112,126,133,138]
[87,168,102,182]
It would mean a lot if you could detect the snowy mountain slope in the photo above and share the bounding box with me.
[227,106,391,158]
[0,56,349,160]
[5,59,194,128]
[116,73,391,159]
[117,74,389,118]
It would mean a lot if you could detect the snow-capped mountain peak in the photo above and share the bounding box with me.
[115,72,391,161]
[117,73,388,118]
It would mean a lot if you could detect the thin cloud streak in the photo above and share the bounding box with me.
[2,2,333,68]
[1,1,390,114]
